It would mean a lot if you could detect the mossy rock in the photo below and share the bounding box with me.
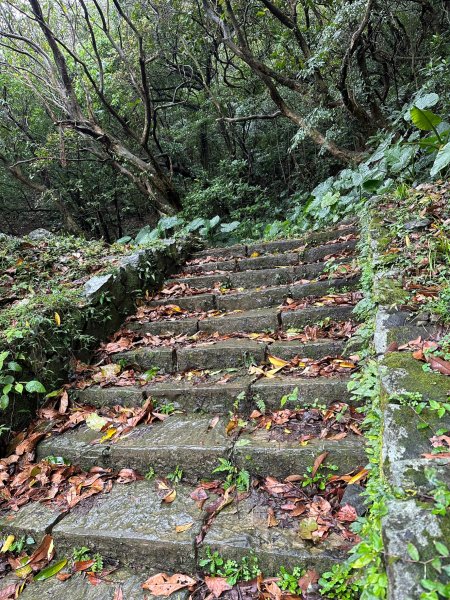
[373,278,410,306]
[381,352,450,403]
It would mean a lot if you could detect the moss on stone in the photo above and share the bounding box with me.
[373,278,410,306]
[382,352,450,403]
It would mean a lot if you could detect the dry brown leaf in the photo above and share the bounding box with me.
[205,576,232,598]
[142,573,196,596]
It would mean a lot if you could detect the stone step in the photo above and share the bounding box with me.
[75,373,353,415]
[1,568,156,599]
[42,479,356,575]
[281,304,357,330]
[36,413,365,483]
[130,302,358,340]
[186,240,356,275]
[191,224,358,260]
[217,276,360,312]
[202,491,354,574]
[112,337,353,374]
[147,276,359,314]
[173,260,346,290]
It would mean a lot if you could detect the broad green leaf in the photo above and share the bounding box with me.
[220,221,240,233]
[414,93,440,109]
[410,107,442,131]
[433,541,449,557]
[187,217,206,232]
[117,235,132,244]
[0,395,9,410]
[209,215,221,228]
[159,216,183,230]
[407,542,420,561]
[0,351,9,370]
[25,380,46,394]
[33,558,68,581]
[430,142,450,177]
[7,361,22,372]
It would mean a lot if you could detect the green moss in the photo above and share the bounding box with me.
[373,278,410,306]
[382,352,450,403]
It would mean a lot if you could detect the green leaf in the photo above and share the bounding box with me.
[25,380,46,394]
[159,216,183,231]
[0,351,9,370]
[430,142,450,177]
[14,383,24,394]
[410,107,442,131]
[209,216,221,228]
[33,558,68,581]
[433,541,449,557]
[414,93,440,109]
[116,235,132,244]
[407,542,420,561]
[220,221,240,233]
[0,395,9,410]
[7,361,22,373]
[187,218,206,232]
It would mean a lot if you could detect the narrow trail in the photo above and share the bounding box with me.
[3,222,368,595]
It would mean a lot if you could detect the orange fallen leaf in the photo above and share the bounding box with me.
[142,573,196,596]
[205,576,232,598]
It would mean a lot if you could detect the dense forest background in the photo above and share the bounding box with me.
[0,0,449,242]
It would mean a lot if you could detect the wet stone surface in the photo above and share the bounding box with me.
[0,502,63,540]
[52,481,202,573]
[202,493,352,574]
[235,430,367,480]
[198,308,279,335]
[176,339,266,371]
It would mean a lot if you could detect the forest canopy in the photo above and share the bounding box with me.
[0,0,449,240]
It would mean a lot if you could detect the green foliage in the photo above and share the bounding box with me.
[276,566,305,594]
[0,351,45,412]
[212,458,250,492]
[166,465,183,484]
[199,548,261,585]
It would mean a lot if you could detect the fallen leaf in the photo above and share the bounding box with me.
[268,355,289,368]
[337,504,358,522]
[142,573,196,596]
[427,355,450,376]
[175,522,193,533]
[205,576,232,598]
[33,558,68,581]
[1,535,14,553]
[162,489,177,504]
[311,451,328,477]
[297,569,319,593]
[298,517,319,540]
[113,587,123,600]
[85,413,108,431]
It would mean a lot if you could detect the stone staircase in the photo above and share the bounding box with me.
[2,223,368,592]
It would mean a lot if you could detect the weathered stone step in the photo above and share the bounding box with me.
[186,240,356,275]
[37,414,229,481]
[36,413,365,483]
[173,260,349,290]
[113,336,353,374]
[192,224,358,259]
[75,373,353,415]
[281,304,357,330]
[33,479,356,575]
[0,568,155,599]
[148,276,359,313]
[202,491,354,573]
[130,303,358,340]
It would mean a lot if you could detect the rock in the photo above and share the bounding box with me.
[27,228,54,240]
[83,273,113,300]
[403,218,430,231]
[340,484,367,516]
